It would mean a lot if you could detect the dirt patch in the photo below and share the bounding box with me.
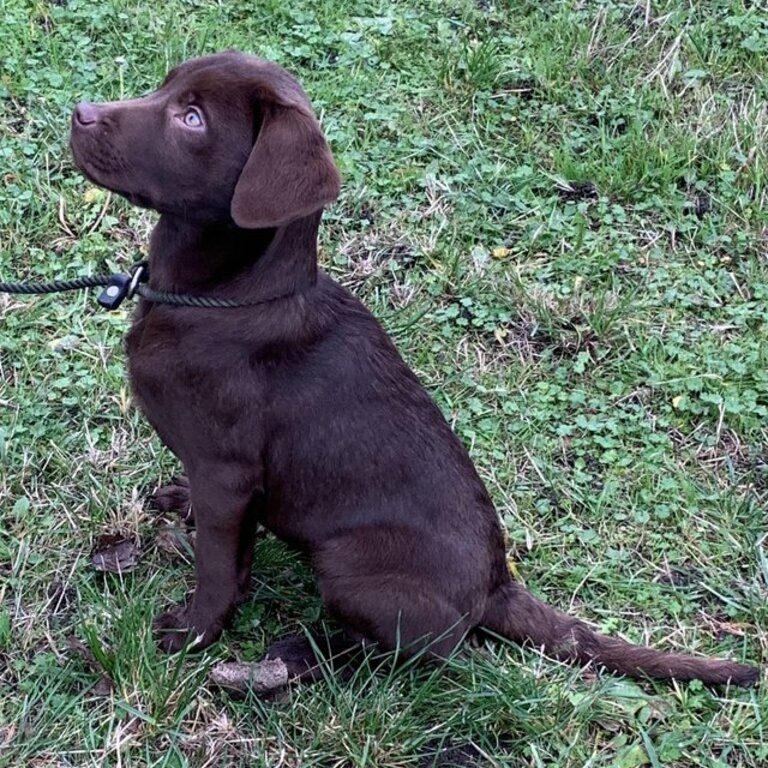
[557,180,599,203]
[418,741,491,768]
[655,566,703,587]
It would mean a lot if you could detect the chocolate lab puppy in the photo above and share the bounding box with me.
[70,51,758,686]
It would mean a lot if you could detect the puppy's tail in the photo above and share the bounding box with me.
[482,582,759,686]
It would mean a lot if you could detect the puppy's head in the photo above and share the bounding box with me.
[70,51,340,228]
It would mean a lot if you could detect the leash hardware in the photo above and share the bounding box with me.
[97,262,148,310]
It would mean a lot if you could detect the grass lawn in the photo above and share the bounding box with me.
[1,0,767,765]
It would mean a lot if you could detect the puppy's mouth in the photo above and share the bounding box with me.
[70,133,154,210]
[70,132,115,186]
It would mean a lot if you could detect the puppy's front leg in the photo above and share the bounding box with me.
[155,465,262,653]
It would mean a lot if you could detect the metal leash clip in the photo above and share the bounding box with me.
[97,262,148,310]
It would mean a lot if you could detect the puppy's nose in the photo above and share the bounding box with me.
[74,101,101,126]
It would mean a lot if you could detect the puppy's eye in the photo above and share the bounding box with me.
[183,107,204,128]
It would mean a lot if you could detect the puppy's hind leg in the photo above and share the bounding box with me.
[313,528,476,662]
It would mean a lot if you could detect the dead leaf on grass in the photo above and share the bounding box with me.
[90,535,141,573]
[66,636,116,697]
[154,527,194,559]
[0,724,15,748]
[699,614,751,639]
[90,676,116,696]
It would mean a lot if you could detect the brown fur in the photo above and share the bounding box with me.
[69,51,759,686]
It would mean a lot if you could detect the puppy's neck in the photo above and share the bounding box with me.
[147,211,322,302]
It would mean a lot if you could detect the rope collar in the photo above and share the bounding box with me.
[0,262,285,310]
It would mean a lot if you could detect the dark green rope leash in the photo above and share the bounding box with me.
[0,262,247,310]
[0,274,113,294]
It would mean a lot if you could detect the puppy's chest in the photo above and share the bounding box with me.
[126,307,183,385]
[125,309,249,452]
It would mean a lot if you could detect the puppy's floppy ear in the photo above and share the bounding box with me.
[231,101,341,229]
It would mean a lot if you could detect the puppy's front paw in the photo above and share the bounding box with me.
[153,608,221,653]
[153,609,194,654]
[148,476,194,526]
